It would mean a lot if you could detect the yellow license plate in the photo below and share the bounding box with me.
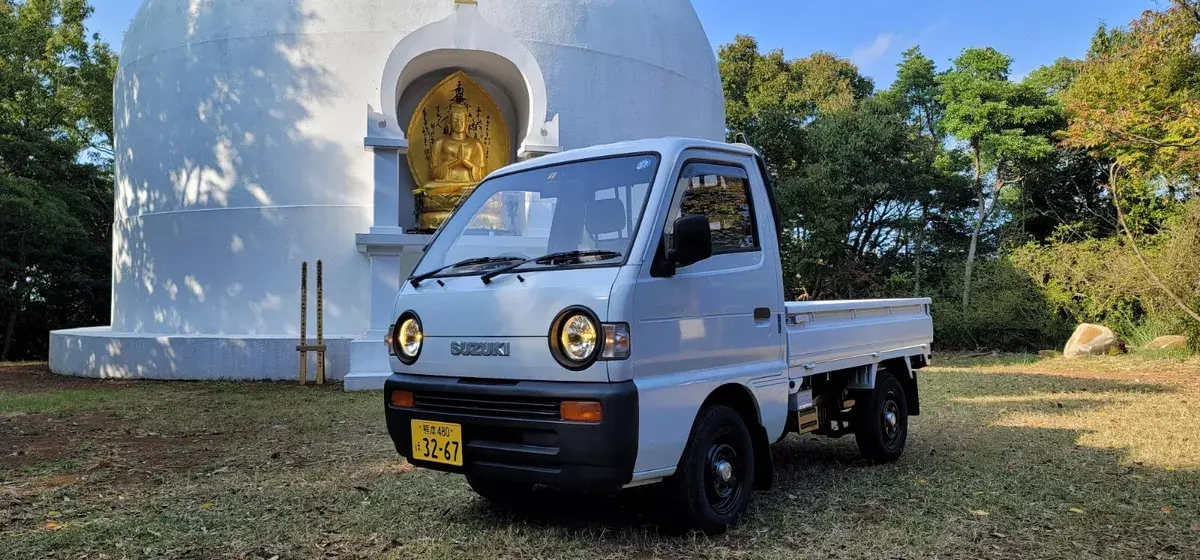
[410,420,463,467]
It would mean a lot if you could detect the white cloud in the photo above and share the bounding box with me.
[850,33,896,69]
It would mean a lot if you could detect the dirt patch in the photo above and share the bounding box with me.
[0,363,138,393]
[1,410,228,479]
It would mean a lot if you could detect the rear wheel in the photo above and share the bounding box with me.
[466,474,533,507]
[666,405,756,534]
[854,371,909,463]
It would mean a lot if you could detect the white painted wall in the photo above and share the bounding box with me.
[52,0,725,381]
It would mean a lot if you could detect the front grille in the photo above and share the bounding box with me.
[414,391,561,421]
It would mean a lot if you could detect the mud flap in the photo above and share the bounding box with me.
[752,424,774,490]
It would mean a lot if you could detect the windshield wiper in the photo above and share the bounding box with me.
[480,250,622,285]
[410,256,523,287]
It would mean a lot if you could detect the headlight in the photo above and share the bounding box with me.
[394,312,423,365]
[560,314,598,362]
[549,307,601,370]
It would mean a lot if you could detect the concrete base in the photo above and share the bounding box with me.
[49,327,351,381]
[344,330,393,391]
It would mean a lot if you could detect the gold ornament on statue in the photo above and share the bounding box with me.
[407,71,511,230]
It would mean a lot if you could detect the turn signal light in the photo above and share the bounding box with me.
[560,401,603,423]
[390,390,414,409]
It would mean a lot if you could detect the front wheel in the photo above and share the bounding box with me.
[666,405,756,535]
[854,371,909,464]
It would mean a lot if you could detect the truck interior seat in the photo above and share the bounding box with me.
[584,198,629,252]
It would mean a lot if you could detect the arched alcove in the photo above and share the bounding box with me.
[366,2,561,156]
[391,59,524,227]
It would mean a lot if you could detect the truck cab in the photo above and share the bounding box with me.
[383,138,933,533]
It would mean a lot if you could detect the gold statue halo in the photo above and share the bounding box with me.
[406,71,511,229]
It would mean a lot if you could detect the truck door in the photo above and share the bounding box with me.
[629,150,789,474]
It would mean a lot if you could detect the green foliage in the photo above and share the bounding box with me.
[720,2,1196,353]
[927,258,1074,351]
[889,46,942,138]
[1010,200,1200,344]
[720,37,970,301]
[937,47,1063,309]
[783,96,960,298]
[0,0,115,360]
[1062,1,1200,179]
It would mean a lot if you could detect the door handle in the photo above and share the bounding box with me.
[753,307,771,322]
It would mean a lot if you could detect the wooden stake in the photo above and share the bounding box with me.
[299,261,308,385]
[316,260,325,385]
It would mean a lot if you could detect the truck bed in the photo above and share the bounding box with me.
[785,298,933,379]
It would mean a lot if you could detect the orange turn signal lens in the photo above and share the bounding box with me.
[560,401,603,423]
[384,326,396,356]
[390,390,414,408]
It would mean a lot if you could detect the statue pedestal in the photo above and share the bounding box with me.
[344,229,432,391]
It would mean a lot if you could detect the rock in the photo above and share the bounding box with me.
[1038,350,1061,359]
[1063,323,1126,359]
[1145,335,1189,351]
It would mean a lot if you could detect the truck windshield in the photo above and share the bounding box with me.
[412,154,660,279]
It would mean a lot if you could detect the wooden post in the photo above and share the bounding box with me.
[316,260,326,385]
[299,261,308,385]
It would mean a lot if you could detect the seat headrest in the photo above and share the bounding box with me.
[585,198,627,236]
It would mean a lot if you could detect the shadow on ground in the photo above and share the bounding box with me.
[2,363,1198,559]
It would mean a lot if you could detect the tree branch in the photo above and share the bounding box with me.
[1108,162,1200,323]
[1173,0,1200,26]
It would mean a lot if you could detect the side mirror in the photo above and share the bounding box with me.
[670,215,713,268]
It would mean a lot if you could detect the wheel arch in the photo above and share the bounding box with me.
[698,383,774,490]
[880,357,919,416]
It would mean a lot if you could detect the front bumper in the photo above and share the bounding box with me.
[384,373,638,492]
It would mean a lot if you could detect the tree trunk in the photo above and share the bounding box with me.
[0,308,17,362]
[913,202,927,296]
[963,210,984,309]
[962,145,985,310]
[2,233,28,362]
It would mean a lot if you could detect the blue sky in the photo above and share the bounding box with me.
[90,0,1153,87]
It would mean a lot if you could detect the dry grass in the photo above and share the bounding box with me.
[1,355,1198,559]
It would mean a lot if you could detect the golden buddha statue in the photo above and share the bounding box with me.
[421,103,490,228]
[408,72,511,231]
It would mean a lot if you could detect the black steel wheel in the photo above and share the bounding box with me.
[854,370,909,463]
[667,405,756,534]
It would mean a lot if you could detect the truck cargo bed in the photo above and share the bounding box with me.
[785,298,933,379]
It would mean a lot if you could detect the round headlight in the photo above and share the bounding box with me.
[560,314,598,362]
[549,307,602,370]
[394,313,423,365]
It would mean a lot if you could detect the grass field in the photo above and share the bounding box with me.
[2,354,1198,559]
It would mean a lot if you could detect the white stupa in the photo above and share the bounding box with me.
[50,0,725,389]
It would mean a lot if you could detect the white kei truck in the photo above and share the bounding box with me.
[383,137,933,534]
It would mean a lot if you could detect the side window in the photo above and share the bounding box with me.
[666,162,759,254]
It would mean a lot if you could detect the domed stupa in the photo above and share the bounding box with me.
[50,0,725,389]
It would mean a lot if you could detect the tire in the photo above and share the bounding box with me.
[466,474,533,507]
[854,370,909,464]
[666,405,756,535]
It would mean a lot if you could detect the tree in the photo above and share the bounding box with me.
[885,46,958,295]
[784,96,934,298]
[891,46,943,139]
[0,0,115,360]
[1061,1,1200,181]
[939,47,1058,309]
[720,35,873,176]
[1060,0,1200,324]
